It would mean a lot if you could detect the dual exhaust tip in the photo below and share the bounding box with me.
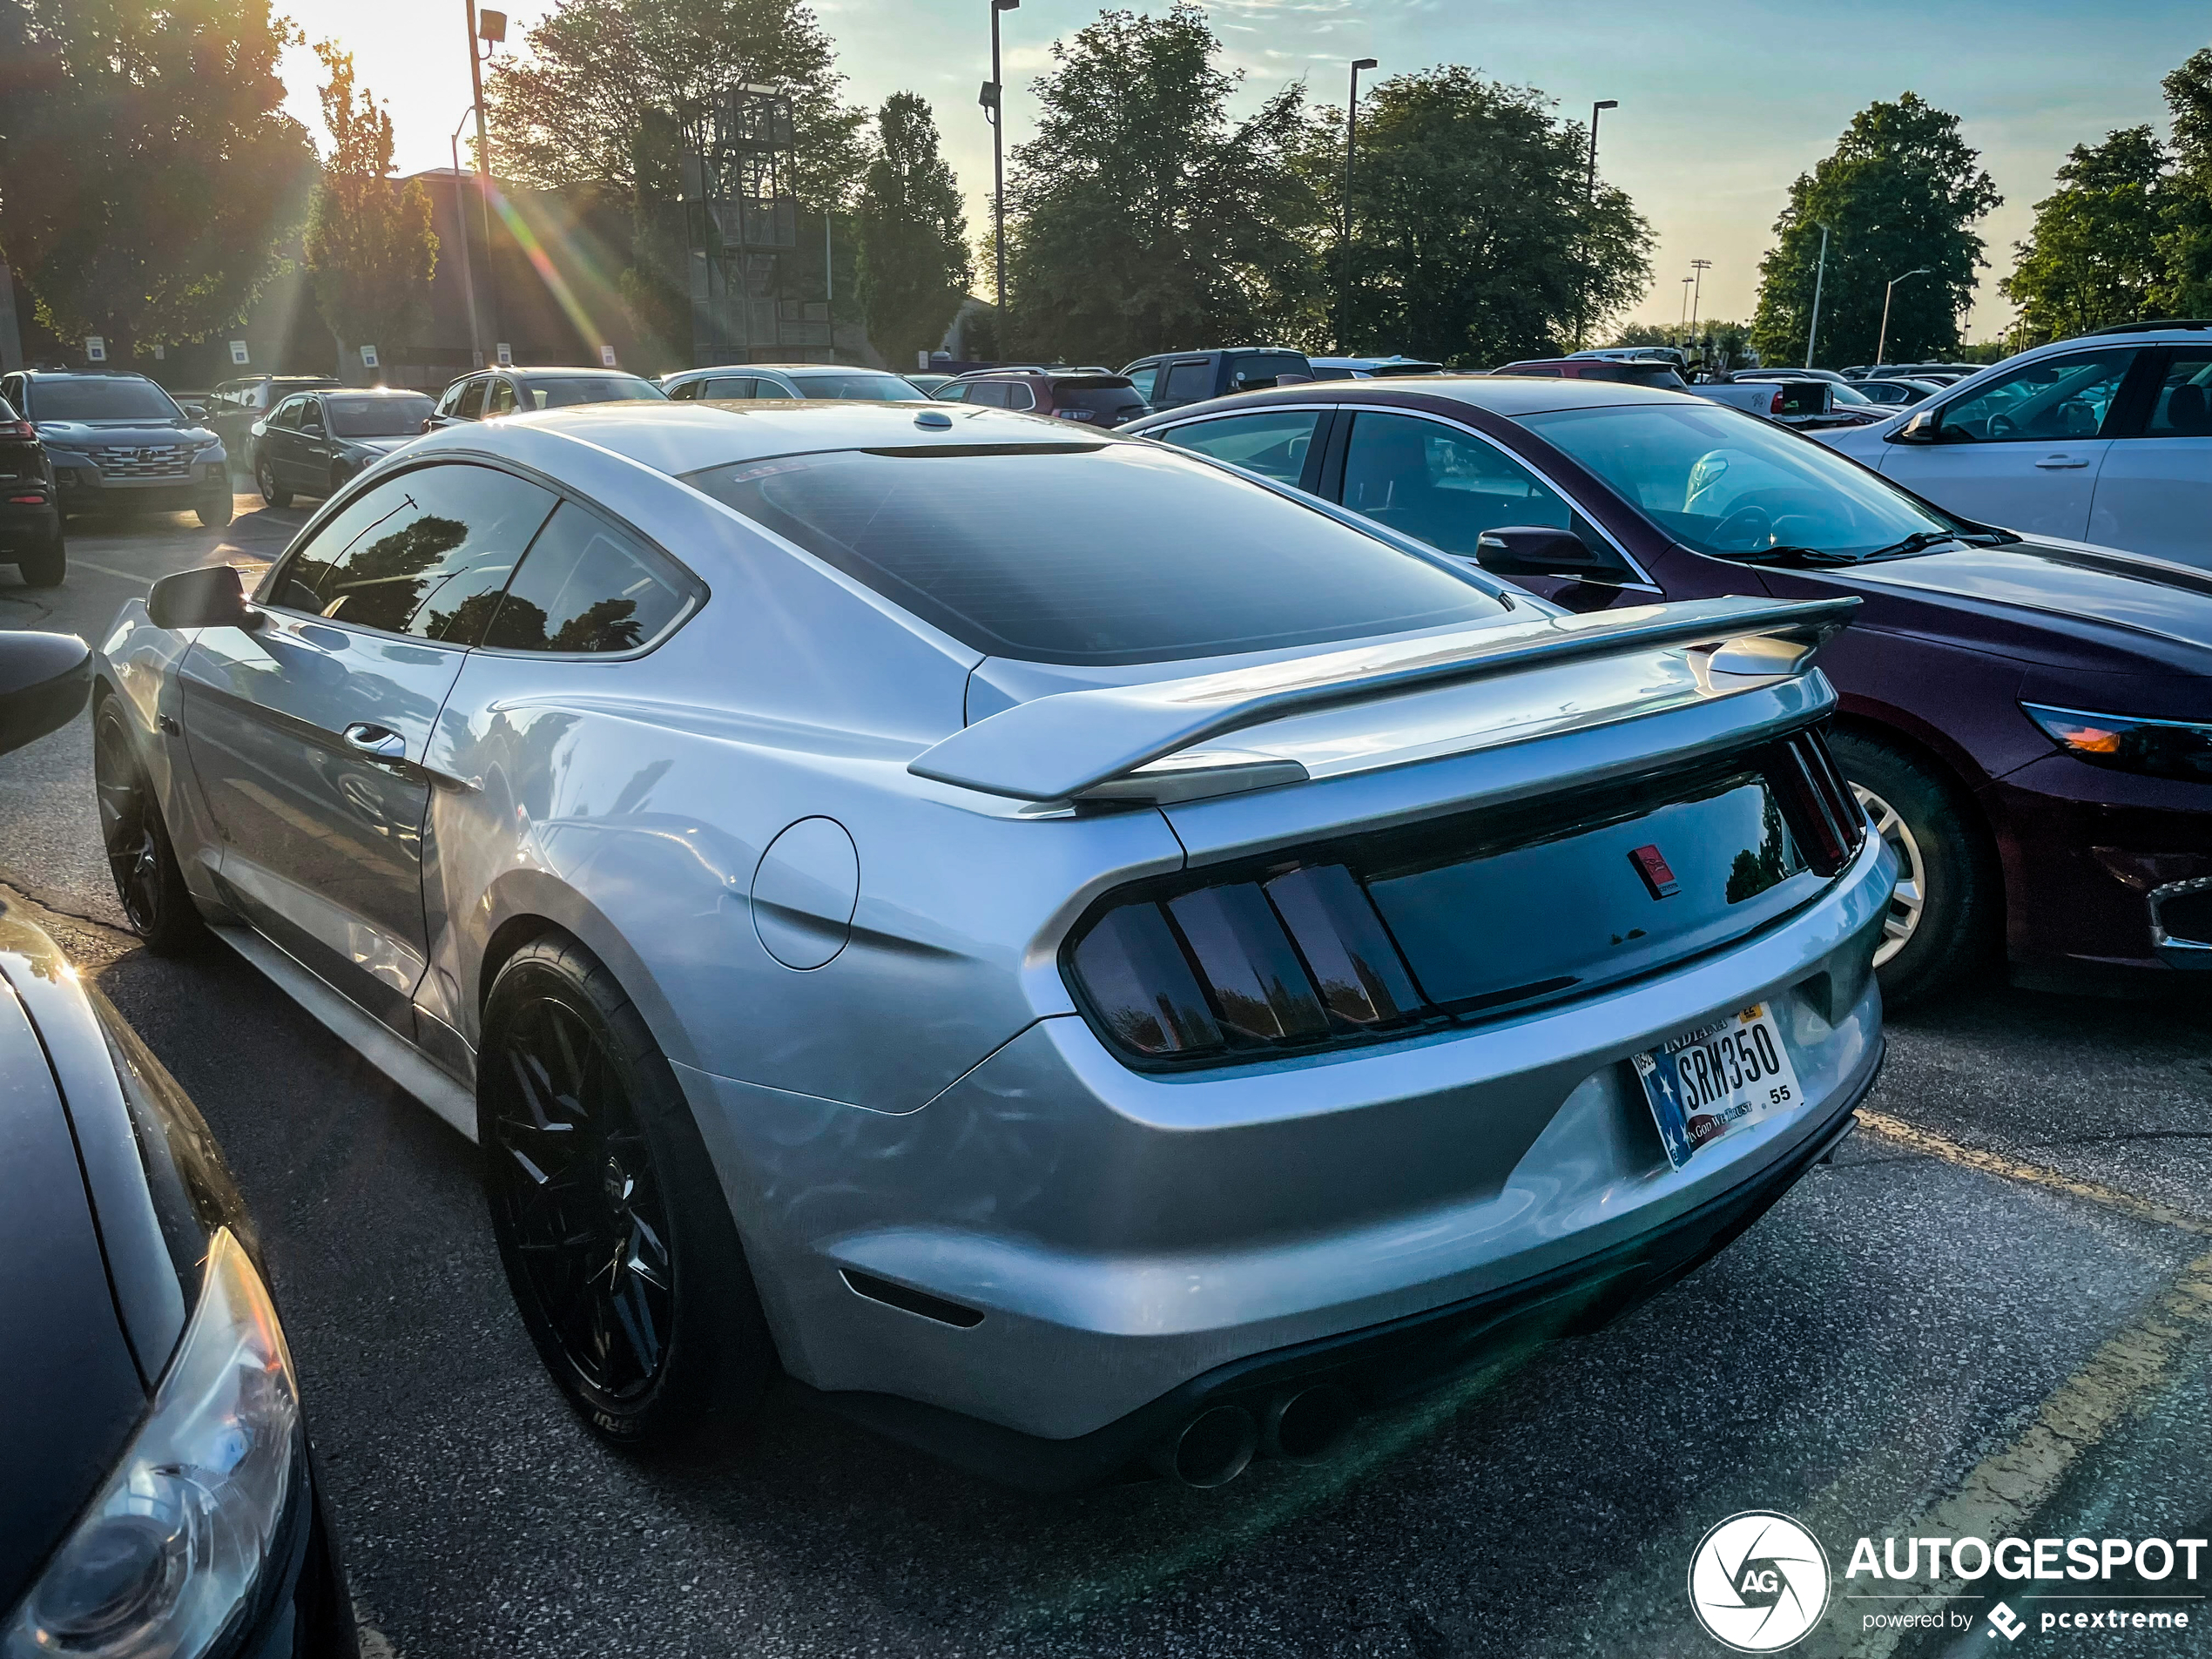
[1148,1383,1359,1488]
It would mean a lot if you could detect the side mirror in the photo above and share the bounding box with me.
[421,416,436,433]
[0,631,92,758]
[179,399,209,420]
[1887,409,1939,444]
[149,564,262,631]
[1474,525,1625,580]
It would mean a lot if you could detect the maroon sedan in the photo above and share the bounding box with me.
[1127,377,2212,1004]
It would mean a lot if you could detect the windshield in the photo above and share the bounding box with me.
[782,372,927,401]
[523,376,666,409]
[1517,401,1961,562]
[684,442,1501,664]
[30,378,181,423]
[327,395,434,437]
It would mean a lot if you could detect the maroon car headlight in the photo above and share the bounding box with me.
[2022,703,2212,785]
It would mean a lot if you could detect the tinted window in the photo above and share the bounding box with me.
[1004,381,1037,411]
[1343,413,1586,558]
[1124,365,1159,401]
[963,381,1011,408]
[781,372,923,401]
[28,378,179,421]
[1159,409,1320,485]
[666,381,698,400]
[1052,381,1148,422]
[482,502,698,653]
[485,380,519,416]
[521,375,665,408]
[267,397,303,430]
[685,443,1500,665]
[1161,361,1213,404]
[327,395,434,437]
[2141,352,2212,436]
[935,383,970,401]
[297,398,325,429]
[1935,349,2133,442]
[267,463,556,640]
[703,377,756,399]
[1226,353,1307,390]
[455,380,487,419]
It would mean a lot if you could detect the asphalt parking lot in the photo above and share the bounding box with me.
[4,503,2211,1658]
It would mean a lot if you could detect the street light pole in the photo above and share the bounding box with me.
[1575,99,1616,351]
[1804,223,1829,369]
[982,0,1019,352]
[462,1,502,355]
[1340,57,1377,354]
[1876,266,1931,367]
[449,106,484,368]
[1688,257,1711,364]
[1679,276,1693,344]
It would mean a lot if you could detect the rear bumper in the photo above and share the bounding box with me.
[0,496,59,549]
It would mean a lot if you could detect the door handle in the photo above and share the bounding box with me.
[2034,455,2091,469]
[342,723,407,759]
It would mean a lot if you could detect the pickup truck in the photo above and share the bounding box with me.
[1119,348,1314,412]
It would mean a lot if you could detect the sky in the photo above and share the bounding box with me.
[273,0,2212,342]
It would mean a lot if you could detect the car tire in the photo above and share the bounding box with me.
[1826,729,1998,1008]
[479,936,777,1450]
[197,489,234,529]
[256,458,291,509]
[16,524,65,588]
[92,697,205,954]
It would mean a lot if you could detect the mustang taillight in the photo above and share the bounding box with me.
[1764,727,1865,876]
[1069,863,1426,1063]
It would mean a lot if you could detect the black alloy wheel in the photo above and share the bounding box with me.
[91,698,203,954]
[480,938,774,1447]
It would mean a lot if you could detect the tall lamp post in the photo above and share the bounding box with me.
[1687,257,1711,365]
[1876,266,1931,367]
[462,2,504,358]
[1339,57,1378,353]
[979,0,1019,351]
[448,105,484,368]
[1574,99,1617,351]
[1678,276,1693,344]
[1804,223,1830,369]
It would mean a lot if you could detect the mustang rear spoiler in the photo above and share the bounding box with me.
[908,596,1860,803]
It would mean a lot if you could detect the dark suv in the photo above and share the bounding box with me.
[1493,356,1689,389]
[0,371,232,529]
[424,367,667,428]
[1118,348,1315,413]
[939,370,1151,427]
[0,392,63,585]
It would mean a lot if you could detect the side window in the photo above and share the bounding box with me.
[1161,361,1212,404]
[1934,349,2134,442]
[965,382,1011,408]
[298,397,324,432]
[703,377,757,399]
[752,379,797,400]
[455,379,487,421]
[268,397,302,430]
[936,383,969,401]
[1124,364,1158,401]
[481,502,698,654]
[1341,412,1590,560]
[436,381,465,416]
[2139,351,2212,436]
[1158,409,1321,487]
[666,381,697,401]
[484,379,518,417]
[266,463,557,641]
[1005,381,1037,411]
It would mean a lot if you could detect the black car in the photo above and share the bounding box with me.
[205,377,342,473]
[251,388,435,508]
[0,632,354,1656]
[1117,347,1315,413]
[0,392,63,587]
[1129,377,2212,1004]
[936,369,1152,426]
[0,371,233,529]
[423,367,667,428]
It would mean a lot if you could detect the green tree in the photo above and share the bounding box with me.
[855,93,970,368]
[2000,127,2167,344]
[1750,93,2000,368]
[1003,3,1325,366]
[302,44,437,376]
[1305,70,1652,366]
[0,0,316,363]
[2157,50,2212,316]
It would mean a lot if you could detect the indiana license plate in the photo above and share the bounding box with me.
[1631,1004,1802,1170]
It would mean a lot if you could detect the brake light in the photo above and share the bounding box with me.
[1770,390,1787,415]
[7,421,32,441]
[1764,728,1865,876]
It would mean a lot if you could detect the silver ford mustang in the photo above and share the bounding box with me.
[93,399,1891,1491]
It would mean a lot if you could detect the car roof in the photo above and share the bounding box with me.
[23,368,160,380]
[1140,374,1693,421]
[314,386,428,395]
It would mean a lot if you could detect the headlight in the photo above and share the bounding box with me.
[185,435,220,451]
[2023,702,2212,784]
[3,1230,300,1659]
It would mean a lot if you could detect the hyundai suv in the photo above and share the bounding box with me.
[0,371,232,529]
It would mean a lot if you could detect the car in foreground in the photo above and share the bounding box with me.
[0,630,353,1655]
[251,387,436,509]
[935,368,1151,426]
[1,389,63,587]
[1818,322,2212,570]
[660,364,929,402]
[95,398,1887,1490]
[0,370,232,529]
[1119,347,1315,412]
[425,367,668,429]
[1130,376,2212,1001]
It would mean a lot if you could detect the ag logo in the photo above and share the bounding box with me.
[1688,1511,1831,1651]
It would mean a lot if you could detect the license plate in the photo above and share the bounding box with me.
[1631,1003,1802,1170]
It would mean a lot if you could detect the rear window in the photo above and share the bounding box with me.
[27,378,179,421]
[683,443,1500,665]
[327,395,434,437]
[1051,379,1146,420]
[1229,353,1309,389]
[522,375,664,408]
[1586,364,1687,388]
[782,372,925,401]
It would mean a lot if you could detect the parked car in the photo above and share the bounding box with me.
[907,372,959,396]
[1494,356,1689,389]
[1306,355,1447,381]
[426,367,668,429]
[0,389,63,587]
[251,387,435,509]
[0,370,232,529]
[1568,346,1692,371]
[1691,377,1890,430]
[204,375,341,469]
[1128,375,2212,1002]
[1819,321,2212,570]
[659,364,929,402]
[1119,347,1315,412]
[1865,361,1982,385]
[935,368,1151,426]
[98,397,1886,1492]
[0,630,354,1656]
[1831,377,1943,408]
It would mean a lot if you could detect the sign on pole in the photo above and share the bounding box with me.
[229,340,251,365]
[496,341,513,367]
[599,345,617,368]
[359,344,380,369]
[152,344,165,361]
[84,336,106,362]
